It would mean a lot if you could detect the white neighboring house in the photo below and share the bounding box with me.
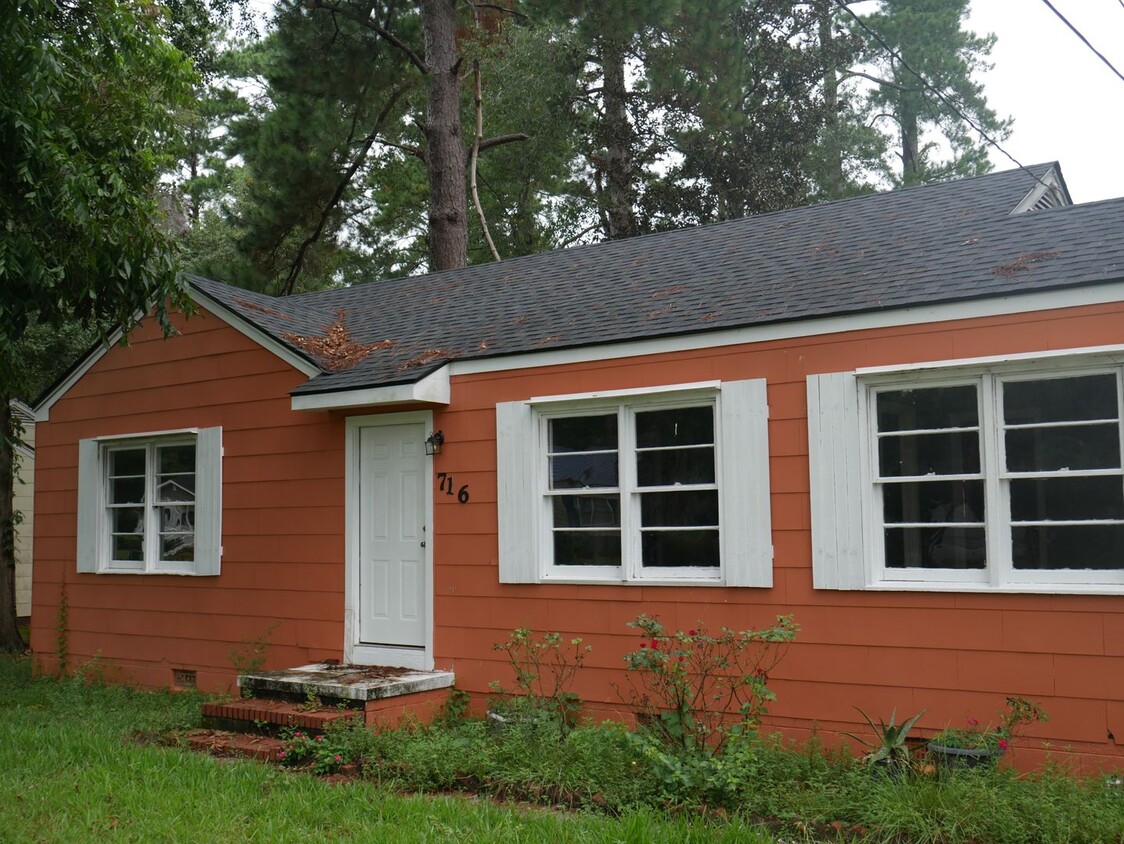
[11,400,34,620]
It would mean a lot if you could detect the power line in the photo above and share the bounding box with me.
[833,1,1047,188]
[1040,0,1124,83]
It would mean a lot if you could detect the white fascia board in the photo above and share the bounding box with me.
[32,328,124,423]
[449,281,1124,379]
[186,286,321,378]
[856,342,1124,376]
[290,365,451,412]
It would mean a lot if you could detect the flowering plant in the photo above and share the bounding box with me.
[277,728,351,774]
[929,696,1048,751]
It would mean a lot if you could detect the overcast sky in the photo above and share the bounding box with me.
[967,0,1124,203]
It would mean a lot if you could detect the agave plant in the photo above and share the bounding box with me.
[845,708,926,769]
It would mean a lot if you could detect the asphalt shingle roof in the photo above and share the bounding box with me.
[186,164,1124,396]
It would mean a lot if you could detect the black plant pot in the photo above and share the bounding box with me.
[927,742,1005,770]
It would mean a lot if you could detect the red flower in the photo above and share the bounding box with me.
[639,643,647,649]
[650,639,660,649]
[687,629,697,637]
[334,754,342,762]
[278,750,286,760]
[997,739,1009,751]
[967,718,979,728]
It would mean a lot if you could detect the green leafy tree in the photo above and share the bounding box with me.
[858,0,1009,187]
[0,0,195,652]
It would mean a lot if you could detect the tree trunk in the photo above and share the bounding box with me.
[899,93,921,187]
[817,0,845,198]
[598,37,637,240]
[421,0,468,271]
[0,394,25,653]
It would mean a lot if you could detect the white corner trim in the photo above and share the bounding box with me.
[448,281,1124,380]
[32,329,124,423]
[291,365,451,412]
[187,286,321,378]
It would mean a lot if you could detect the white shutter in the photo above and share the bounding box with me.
[496,401,539,583]
[76,439,100,573]
[719,378,772,587]
[807,372,867,589]
[193,426,223,576]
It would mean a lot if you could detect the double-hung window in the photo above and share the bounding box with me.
[498,379,772,586]
[809,354,1124,592]
[77,428,222,576]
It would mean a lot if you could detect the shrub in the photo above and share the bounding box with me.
[490,627,591,731]
[620,614,797,755]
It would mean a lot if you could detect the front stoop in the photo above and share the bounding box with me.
[198,663,456,744]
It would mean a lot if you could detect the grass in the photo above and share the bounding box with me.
[0,656,772,843]
[4,655,1123,843]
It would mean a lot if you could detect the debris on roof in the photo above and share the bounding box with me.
[282,310,393,372]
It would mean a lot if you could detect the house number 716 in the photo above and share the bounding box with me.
[436,473,470,503]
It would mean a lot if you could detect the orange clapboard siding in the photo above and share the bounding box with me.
[427,298,1124,770]
[30,305,346,678]
[28,294,1124,771]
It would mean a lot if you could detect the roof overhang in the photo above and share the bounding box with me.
[290,365,451,412]
[187,284,321,378]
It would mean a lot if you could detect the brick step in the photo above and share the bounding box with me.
[187,729,286,763]
[201,697,363,735]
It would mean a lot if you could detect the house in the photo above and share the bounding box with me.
[11,400,34,621]
[29,163,1124,770]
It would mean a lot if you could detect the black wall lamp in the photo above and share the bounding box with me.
[425,430,445,456]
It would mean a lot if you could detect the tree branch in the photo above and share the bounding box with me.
[308,0,429,75]
[379,139,426,161]
[841,69,920,92]
[277,85,410,297]
[477,133,529,153]
[467,2,528,18]
[469,60,501,262]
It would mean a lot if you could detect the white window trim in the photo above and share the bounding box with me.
[77,427,222,576]
[498,379,772,587]
[810,350,1124,594]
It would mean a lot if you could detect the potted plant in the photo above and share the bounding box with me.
[845,708,926,777]
[928,696,1048,770]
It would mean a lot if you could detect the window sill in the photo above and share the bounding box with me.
[867,580,1124,596]
[92,568,214,577]
[538,573,727,587]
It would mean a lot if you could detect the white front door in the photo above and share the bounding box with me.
[358,422,426,648]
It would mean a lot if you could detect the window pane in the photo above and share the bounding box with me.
[878,431,980,477]
[110,477,145,505]
[641,529,720,568]
[159,505,195,533]
[112,534,144,562]
[882,480,984,524]
[885,526,986,569]
[161,533,195,563]
[550,453,618,489]
[877,386,977,432]
[554,531,621,566]
[1004,375,1118,425]
[109,448,145,477]
[551,495,620,528]
[1012,524,1124,570]
[1005,424,1120,472]
[157,475,195,503]
[111,507,145,533]
[550,415,617,452]
[641,490,719,527]
[158,444,196,474]
[637,447,715,486]
[636,406,714,448]
[1010,476,1124,521]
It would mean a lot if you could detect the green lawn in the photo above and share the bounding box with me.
[0,657,771,843]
